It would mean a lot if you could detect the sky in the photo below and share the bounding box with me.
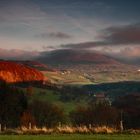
[0,0,140,61]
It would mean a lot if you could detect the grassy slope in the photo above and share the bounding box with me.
[43,71,92,85]
[29,87,87,114]
[42,68,140,86]
[0,134,140,140]
[27,80,140,114]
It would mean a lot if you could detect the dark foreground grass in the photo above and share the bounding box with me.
[0,134,140,140]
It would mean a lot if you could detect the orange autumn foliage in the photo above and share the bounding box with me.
[0,61,44,83]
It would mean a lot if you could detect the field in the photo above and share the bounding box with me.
[24,80,140,114]
[43,69,140,85]
[29,87,87,114]
[43,71,92,85]
[0,134,140,140]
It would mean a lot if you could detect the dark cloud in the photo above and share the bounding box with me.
[58,23,140,50]
[42,45,57,50]
[102,23,140,45]
[59,41,105,50]
[36,32,72,39]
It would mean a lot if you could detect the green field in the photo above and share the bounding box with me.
[0,134,140,140]
[26,80,140,114]
[29,87,88,114]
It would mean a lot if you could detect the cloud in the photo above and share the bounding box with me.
[0,48,40,60]
[102,23,140,45]
[57,41,105,50]
[36,32,72,39]
[41,45,62,51]
[48,32,72,39]
[112,45,140,59]
[100,45,140,65]
[55,23,140,50]
[122,46,140,58]
[0,0,46,24]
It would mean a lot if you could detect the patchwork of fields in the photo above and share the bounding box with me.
[42,68,140,85]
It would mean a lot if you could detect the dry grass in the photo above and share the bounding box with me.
[124,129,140,134]
[1,126,139,135]
[20,126,54,134]
[56,126,75,134]
[20,125,117,134]
[90,126,117,134]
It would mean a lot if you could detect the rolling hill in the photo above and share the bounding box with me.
[37,49,121,65]
[36,49,140,84]
[0,60,44,83]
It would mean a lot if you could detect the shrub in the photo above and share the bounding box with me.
[29,100,65,128]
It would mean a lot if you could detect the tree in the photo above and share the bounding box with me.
[29,100,65,128]
[69,106,88,126]
[113,94,140,129]
[26,86,33,96]
[20,110,35,128]
[70,102,119,127]
[0,83,28,129]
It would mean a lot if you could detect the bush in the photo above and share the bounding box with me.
[29,100,65,128]
[70,102,119,127]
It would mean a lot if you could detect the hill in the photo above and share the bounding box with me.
[36,49,140,84]
[37,49,121,65]
[0,61,44,83]
[36,49,139,72]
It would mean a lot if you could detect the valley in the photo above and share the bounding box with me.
[0,56,140,131]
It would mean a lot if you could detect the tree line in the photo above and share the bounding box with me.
[0,82,139,130]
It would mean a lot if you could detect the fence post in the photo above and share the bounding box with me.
[29,122,32,130]
[58,122,61,127]
[0,124,1,132]
[4,125,6,131]
[89,124,92,129]
[120,110,124,132]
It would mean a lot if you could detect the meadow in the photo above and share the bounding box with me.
[29,87,88,114]
[0,134,140,140]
